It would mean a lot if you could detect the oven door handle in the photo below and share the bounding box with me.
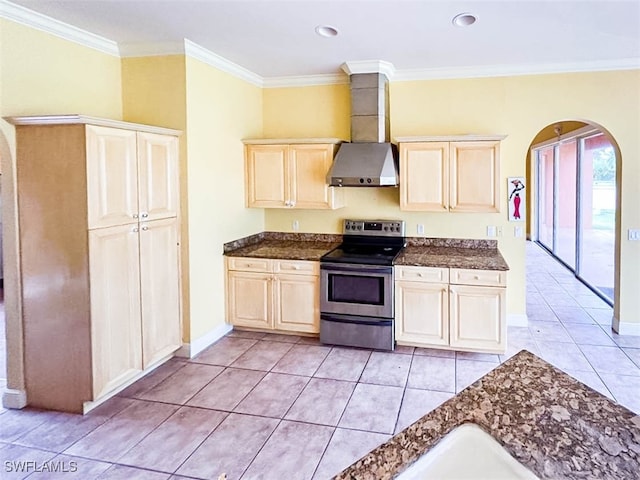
[321,314,392,327]
[320,264,393,275]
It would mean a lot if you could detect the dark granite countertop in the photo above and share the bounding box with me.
[335,350,640,480]
[223,232,341,261]
[224,233,509,270]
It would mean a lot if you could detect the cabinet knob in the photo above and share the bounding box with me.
[417,272,423,277]
[132,227,139,233]
[141,225,149,231]
[141,212,149,218]
[133,213,139,219]
[292,265,300,270]
[474,275,480,280]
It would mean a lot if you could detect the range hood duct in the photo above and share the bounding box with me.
[327,72,399,187]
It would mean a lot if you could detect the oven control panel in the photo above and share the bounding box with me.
[343,219,405,237]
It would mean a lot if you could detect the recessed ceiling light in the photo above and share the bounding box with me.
[315,25,339,37]
[452,13,477,27]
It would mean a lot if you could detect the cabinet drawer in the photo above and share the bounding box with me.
[227,257,272,272]
[450,268,506,287]
[396,266,449,283]
[274,260,319,276]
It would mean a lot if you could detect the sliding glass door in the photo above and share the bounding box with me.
[578,133,616,300]
[534,128,616,304]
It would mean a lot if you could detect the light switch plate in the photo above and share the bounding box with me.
[514,226,523,237]
[487,226,496,237]
[292,220,299,231]
[629,229,640,241]
[417,224,425,235]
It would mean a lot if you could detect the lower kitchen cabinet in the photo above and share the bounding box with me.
[395,267,449,346]
[395,266,506,353]
[226,257,320,334]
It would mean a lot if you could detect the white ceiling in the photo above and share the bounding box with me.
[6,0,640,81]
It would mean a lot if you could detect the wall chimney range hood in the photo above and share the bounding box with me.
[327,61,399,187]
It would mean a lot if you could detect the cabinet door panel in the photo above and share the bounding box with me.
[290,144,334,209]
[395,281,448,345]
[139,218,181,368]
[137,132,179,221]
[86,125,139,228]
[400,142,449,211]
[228,271,272,329]
[450,285,505,352]
[274,274,319,333]
[450,141,500,213]
[89,224,143,399]
[246,145,288,207]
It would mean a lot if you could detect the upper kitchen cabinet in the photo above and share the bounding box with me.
[244,139,345,209]
[6,114,182,413]
[397,135,505,213]
[86,126,179,229]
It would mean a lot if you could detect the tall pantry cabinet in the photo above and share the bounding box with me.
[7,115,182,413]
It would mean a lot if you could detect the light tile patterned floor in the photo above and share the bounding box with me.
[1,241,639,479]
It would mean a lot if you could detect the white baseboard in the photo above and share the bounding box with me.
[175,323,233,359]
[2,388,27,409]
[507,313,529,327]
[613,317,640,336]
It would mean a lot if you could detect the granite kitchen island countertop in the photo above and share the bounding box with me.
[335,350,640,480]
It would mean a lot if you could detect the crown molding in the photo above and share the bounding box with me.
[0,0,119,56]
[183,39,263,87]
[393,58,640,82]
[263,73,348,88]
[119,41,186,58]
[341,60,396,79]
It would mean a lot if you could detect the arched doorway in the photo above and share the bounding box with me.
[0,125,27,409]
[527,121,620,307]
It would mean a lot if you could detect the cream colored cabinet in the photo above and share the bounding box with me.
[244,140,345,210]
[86,127,178,228]
[89,223,143,400]
[398,136,504,213]
[449,268,506,352]
[9,115,182,413]
[395,266,506,353]
[139,217,181,368]
[226,257,320,333]
[395,267,449,346]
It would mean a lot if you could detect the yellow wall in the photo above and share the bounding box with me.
[184,56,263,340]
[0,18,122,162]
[0,19,122,120]
[263,70,640,326]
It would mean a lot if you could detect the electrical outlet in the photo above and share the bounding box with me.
[417,224,425,235]
[486,226,496,237]
[292,220,299,231]
[514,226,523,238]
[629,229,640,241]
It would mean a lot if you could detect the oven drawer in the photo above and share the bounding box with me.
[320,314,394,351]
[274,260,319,275]
[227,257,272,272]
[450,268,506,287]
[396,266,449,283]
